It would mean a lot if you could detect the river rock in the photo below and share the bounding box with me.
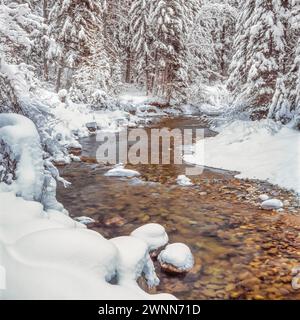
[261,199,283,210]
[176,175,193,187]
[158,243,194,274]
[259,194,269,201]
[86,122,97,133]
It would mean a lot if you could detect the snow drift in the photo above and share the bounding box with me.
[185,119,300,194]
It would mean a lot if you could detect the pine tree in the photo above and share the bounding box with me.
[150,0,191,102]
[48,0,105,91]
[129,0,152,93]
[269,1,300,127]
[227,0,287,109]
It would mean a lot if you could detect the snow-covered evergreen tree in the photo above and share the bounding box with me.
[129,0,152,93]
[0,1,44,113]
[150,0,191,102]
[227,0,287,109]
[48,0,105,91]
[269,1,300,127]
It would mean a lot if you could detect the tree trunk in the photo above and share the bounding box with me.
[125,48,132,83]
[43,0,49,81]
[56,66,63,92]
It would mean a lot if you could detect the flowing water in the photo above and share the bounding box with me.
[57,116,300,300]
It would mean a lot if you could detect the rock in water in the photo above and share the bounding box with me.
[131,223,169,252]
[158,243,194,274]
[86,122,97,133]
[261,199,283,210]
[176,175,193,186]
[104,165,140,177]
[259,194,269,201]
[74,216,96,225]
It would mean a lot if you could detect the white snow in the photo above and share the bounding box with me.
[130,223,169,251]
[184,119,300,194]
[105,165,140,178]
[0,114,44,201]
[158,243,194,271]
[110,236,159,288]
[176,175,194,187]
[0,191,175,300]
[261,199,283,210]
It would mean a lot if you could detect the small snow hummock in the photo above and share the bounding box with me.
[105,164,140,178]
[176,175,193,187]
[261,199,284,210]
[130,223,169,251]
[74,216,96,225]
[158,243,194,274]
[110,236,160,289]
[259,194,269,201]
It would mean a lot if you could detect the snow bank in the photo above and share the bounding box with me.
[158,243,194,272]
[0,114,44,201]
[0,192,175,300]
[131,223,169,251]
[185,119,300,193]
[0,114,174,300]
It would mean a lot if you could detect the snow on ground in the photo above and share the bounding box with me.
[158,243,194,272]
[184,119,300,194]
[131,224,169,251]
[105,164,140,177]
[119,86,150,106]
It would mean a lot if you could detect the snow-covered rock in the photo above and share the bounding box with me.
[176,175,193,187]
[105,165,140,177]
[158,243,194,274]
[130,223,169,251]
[259,194,269,201]
[74,216,96,225]
[261,199,284,210]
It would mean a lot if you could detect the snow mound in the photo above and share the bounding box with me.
[261,199,283,210]
[0,113,44,201]
[158,243,194,271]
[130,223,169,251]
[0,192,175,300]
[110,236,159,288]
[105,165,140,177]
[176,175,193,186]
[185,119,300,193]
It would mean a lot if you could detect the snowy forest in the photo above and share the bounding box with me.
[0,0,300,301]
